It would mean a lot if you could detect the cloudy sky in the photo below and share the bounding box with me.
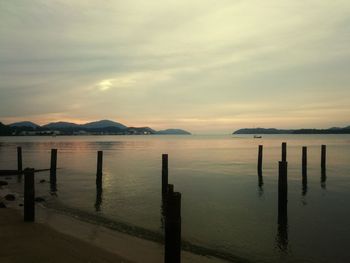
[1,0,350,133]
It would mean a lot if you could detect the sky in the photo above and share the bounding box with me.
[1,0,350,134]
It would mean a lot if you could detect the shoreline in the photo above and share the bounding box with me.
[0,185,228,263]
[0,208,132,263]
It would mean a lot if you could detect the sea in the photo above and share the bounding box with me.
[0,134,349,263]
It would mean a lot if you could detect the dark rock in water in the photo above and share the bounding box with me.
[39,179,46,183]
[19,203,23,207]
[5,194,15,201]
[35,197,45,202]
[0,202,6,208]
[0,180,8,186]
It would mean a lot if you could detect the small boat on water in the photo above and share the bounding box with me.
[254,135,262,138]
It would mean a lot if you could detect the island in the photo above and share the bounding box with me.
[156,129,191,135]
[233,126,350,134]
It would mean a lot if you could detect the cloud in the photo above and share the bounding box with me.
[1,0,350,132]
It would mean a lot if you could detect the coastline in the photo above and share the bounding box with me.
[0,185,228,263]
[0,208,132,263]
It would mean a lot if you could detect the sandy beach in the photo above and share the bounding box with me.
[0,186,226,263]
[0,208,132,263]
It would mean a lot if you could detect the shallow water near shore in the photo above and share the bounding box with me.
[1,134,350,263]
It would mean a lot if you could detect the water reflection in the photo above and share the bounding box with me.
[95,186,103,212]
[321,170,327,189]
[276,206,289,253]
[276,161,289,253]
[50,171,57,194]
[50,176,57,194]
[258,170,264,197]
[301,176,308,205]
[302,173,308,197]
[95,168,103,211]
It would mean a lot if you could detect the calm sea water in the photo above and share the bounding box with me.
[1,134,350,263]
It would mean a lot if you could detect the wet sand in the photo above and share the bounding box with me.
[0,208,132,263]
[0,187,226,263]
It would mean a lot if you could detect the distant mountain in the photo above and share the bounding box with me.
[0,119,192,136]
[9,121,40,129]
[233,128,292,134]
[42,121,80,129]
[127,127,156,135]
[233,126,350,134]
[156,129,191,135]
[82,120,127,129]
[0,122,12,135]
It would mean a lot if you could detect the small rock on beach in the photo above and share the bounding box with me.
[0,181,8,186]
[35,197,45,202]
[5,194,16,201]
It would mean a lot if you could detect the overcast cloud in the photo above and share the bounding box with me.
[1,0,350,133]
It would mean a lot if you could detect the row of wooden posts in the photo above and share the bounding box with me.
[257,143,327,174]
[15,148,180,263]
[14,143,327,263]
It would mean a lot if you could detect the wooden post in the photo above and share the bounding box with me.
[302,147,307,195]
[321,145,327,189]
[17,147,23,182]
[167,184,174,194]
[17,147,22,172]
[302,146,307,178]
[50,149,57,192]
[257,145,263,173]
[278,161,288,211]
[321,145,326,171]
[96,151,103,187]
[281,142,287,162]
[24,168,35,222]
[164,184,175,211]
[165,191,181,263]
[162,154,168,195]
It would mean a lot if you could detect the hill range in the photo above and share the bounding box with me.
[233,126,350,134]
[0,120,191,136]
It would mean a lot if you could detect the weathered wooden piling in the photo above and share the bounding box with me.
[302,146,307,178]
[24,168,35,222]
[164,191,181,263]
[321,145,326,171]
[17,147,22,172]
[167,184,174,194]
[162,154,169,195]
[302,147,308,195]
[50,149,57,192]
[161,184,174,230]
[162,184,175,222]
[278,161,288,211]
[257,145,263,173]
[96,151,103,187]
[279,142,288,209]
[17,147,23,182]
[281,142,287,162]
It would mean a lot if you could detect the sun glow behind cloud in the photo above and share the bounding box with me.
[97,79,113,91]
[1,0,350,133]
